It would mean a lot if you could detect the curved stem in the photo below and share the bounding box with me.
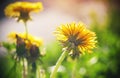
[50,50,67,78]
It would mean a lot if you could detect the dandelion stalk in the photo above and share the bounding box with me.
[24,22,28,39]
[28,62,37,78]
[36,65,40,78]
[50,49,68,78]
[72,58,77,78]
[22,58,27,78]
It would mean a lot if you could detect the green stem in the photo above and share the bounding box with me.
[24,22,28,39]
[22,58,27,78]
[37,65,40,78]
[50,50,67,78]
[72,59,77,78]
[28,62,36,78]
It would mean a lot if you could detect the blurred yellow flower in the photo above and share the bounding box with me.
[4,2,43,23]
[8,32,43,48]
[54,22,97,58]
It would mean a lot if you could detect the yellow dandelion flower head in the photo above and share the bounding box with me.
[8,32,43,47]
[4,1,43,23]
[8,32,17,40]
[54,22,97,58]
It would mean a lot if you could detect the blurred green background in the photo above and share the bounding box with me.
[0,0,120,78]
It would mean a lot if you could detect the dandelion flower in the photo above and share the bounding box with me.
[8,32,43,60]
[54,22,97,58]
[4,2,43,23]
[8,32,43,48]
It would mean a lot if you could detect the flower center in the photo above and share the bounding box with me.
[18,11,30,22]
[68,33,82,46]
